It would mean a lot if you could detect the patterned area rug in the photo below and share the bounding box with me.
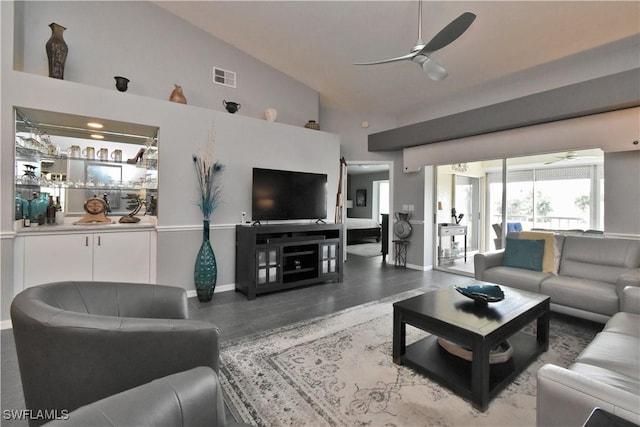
[220,290,600,427]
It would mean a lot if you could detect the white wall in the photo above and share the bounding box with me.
[16,1,319,127]
[604,150,640,236]
[0,1,339,322]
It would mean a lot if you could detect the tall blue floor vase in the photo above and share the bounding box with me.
[194,220,217,302]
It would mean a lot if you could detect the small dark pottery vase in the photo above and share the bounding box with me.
[45,23,68,79]
[114,76,130,92]
[223,100,241,114]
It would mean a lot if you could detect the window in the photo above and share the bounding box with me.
[489,165,603,232]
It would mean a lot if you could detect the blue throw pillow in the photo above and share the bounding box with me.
[502,238,545,271]
[507,222,523,232]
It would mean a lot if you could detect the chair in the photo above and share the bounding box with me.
[493,222,523,249]
[42,367,252,427]
[11,281,220,427]
[492,223,502,249]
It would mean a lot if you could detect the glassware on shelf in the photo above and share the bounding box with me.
[28,192,48,225]
[15,194,24,220]
[451,242,461,258]
[22,165,38,184]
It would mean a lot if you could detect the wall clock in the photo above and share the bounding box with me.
[76,197,111,224]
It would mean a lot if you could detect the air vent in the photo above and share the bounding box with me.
[213,67,236,88]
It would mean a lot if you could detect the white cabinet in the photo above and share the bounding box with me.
[17,230,153,290]
[24,233,93,286]
[93,231,151,282]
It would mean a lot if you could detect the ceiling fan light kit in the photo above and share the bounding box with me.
[354,1,476,80]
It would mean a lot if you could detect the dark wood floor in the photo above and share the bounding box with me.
[187,254,475,342]
[1,254,474,426]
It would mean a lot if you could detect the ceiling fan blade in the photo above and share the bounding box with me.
[418,12,476,55]
[354,52,417,66]
[544,159,563,165]
[415,56,448,80]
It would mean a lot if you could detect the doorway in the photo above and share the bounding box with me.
[344,162,392,260]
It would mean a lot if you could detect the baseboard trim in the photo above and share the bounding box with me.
[406,263,432,271]
[1,319,13,330]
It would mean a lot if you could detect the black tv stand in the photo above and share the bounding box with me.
[235,223,343,300]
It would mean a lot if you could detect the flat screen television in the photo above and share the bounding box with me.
[252,168,327,221]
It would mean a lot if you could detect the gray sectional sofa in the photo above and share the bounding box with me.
[474,234,640,323]
[537,286,640,426]
[475,233,640,426]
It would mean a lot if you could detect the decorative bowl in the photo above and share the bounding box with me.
[454,284,505,303]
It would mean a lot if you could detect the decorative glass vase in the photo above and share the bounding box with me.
[194,219,217,302]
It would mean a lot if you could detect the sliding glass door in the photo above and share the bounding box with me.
[455,175,480,251]
[435,149,603,276]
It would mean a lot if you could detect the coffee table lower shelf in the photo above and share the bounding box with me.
[398,331,543,408]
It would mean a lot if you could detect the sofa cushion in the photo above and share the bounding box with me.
[559,236,640,283]
[570,362,640,396]
[603,312,640,339]
[575,332,640,380]
[502,237,545,271]
[482,266,550,294]
[519,231,556,274]
[541,276,618,316]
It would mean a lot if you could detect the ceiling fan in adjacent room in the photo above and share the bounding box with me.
[354,1,476,80]
[544,151,602,165]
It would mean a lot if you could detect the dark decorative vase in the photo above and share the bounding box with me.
[45,23,68,79]
[114,76,130,92]
[194,220,217,302]
[223,100,241,114]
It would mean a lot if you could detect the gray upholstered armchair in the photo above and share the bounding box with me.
[42,367,251,427]
[11,281,220,427]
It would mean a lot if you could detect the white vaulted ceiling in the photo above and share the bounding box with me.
[155,1,640,118]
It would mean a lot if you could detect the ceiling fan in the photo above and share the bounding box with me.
[354,2,476,80]
[544,151,601,165]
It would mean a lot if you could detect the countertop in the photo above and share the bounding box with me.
[15,216,157,235]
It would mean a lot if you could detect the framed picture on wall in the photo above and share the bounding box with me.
[356,189,366,207]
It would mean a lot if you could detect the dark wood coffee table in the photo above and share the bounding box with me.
[392,284,550,411]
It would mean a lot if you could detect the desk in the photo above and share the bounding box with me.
[438,224,467,265]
